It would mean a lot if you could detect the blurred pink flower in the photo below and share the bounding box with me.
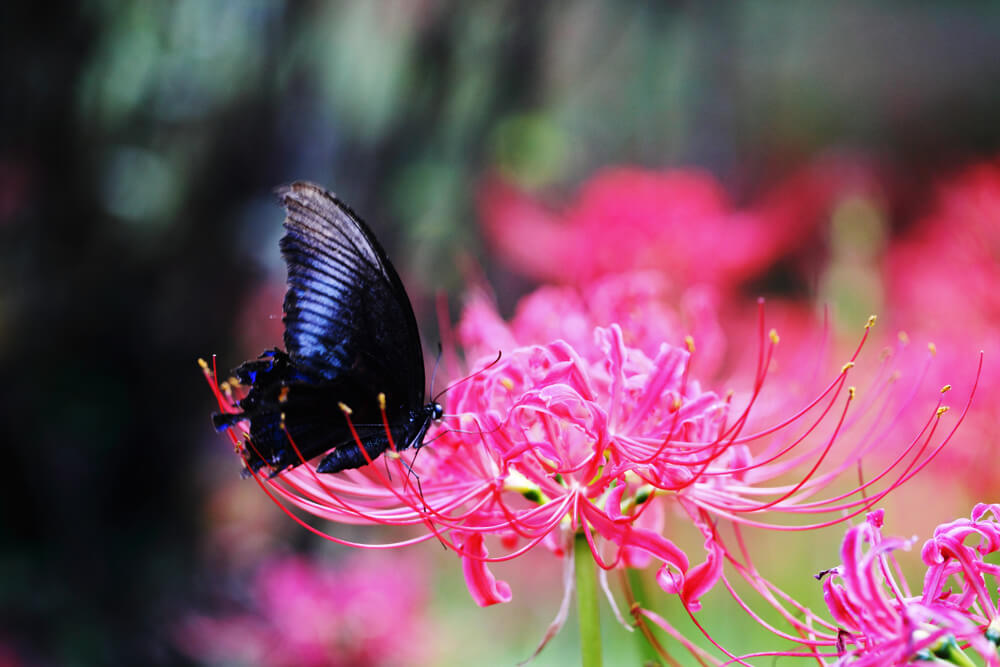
[478,159,869,292]
[885,160,1000,331]
[884,159,1000,492]
[175,553,432,667]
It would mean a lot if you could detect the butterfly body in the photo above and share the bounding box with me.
[213,182,441,475]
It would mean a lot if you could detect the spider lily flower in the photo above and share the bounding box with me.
[202,285,976,662]
[688,507,1000,667]
[824,506,1000,666]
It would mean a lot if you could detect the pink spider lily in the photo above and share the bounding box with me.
[203,286,977,663]
[707,506,1000,666]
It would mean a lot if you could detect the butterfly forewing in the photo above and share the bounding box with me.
[278,183,426,413]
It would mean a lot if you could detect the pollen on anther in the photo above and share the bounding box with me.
[941,384,952,393]
[898,331,910,344]
[197,358,209,371]
[841,361,855,373]
[848,386,856,399]
[769,329,780,344]
[928,342,937,355]
[937,406,950,416]
[866,314,877,329]
[670,396,682,412]
[685,335,695,353]
[338,402,353,415]
[500,378,514,391]
[377,392,386,410]
[279,412,287,426]
[278,386,290,403]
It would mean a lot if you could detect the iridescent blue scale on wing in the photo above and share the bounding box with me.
[213,182,439,474]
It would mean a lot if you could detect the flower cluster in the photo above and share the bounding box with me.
[204,159,988,664]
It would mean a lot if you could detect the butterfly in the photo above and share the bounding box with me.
[213,182,443,475]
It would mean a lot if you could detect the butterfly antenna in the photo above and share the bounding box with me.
[424,420,505,439]
[432,350,503,403]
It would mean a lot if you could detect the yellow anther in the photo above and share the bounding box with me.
[338,402,352,415]
[849,386,856,399]
[769,329,780,344]
[671,396,682,412]
[866,315,877,329]
[500,378,514,391]
[279,412,287,425]
[685,335,695,353]
[898,331,910,344]
[197,358,209,370]
[937,406,950,416]
[219,381,231,394]
[841,361,855,373]
[941,384,952,394]
[228,376,241,387]
[928,342,937,355]
[378,392,386,410]
[278,386,290,403]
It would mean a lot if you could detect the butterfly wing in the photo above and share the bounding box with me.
[216,183,428,474]
[278,181,426,413]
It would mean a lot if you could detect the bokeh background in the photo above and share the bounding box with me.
[3,2,1000,665]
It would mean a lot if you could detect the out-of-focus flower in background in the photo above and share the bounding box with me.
[478,158,873,296]
[883,159,1000,495]
[175,553,434,667]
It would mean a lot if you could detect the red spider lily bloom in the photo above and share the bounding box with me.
[203,284,976,662]
[175,554,432,667]
[478,159,870,292]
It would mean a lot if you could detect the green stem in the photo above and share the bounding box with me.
[575,532,603,667]
[626,568,663,666]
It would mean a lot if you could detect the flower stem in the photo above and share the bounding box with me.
[626,568,664,666]
[575,532,602,667]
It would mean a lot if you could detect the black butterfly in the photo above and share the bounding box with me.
[213,182,442,475]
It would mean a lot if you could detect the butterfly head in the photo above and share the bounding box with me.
[429,401,444,422]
